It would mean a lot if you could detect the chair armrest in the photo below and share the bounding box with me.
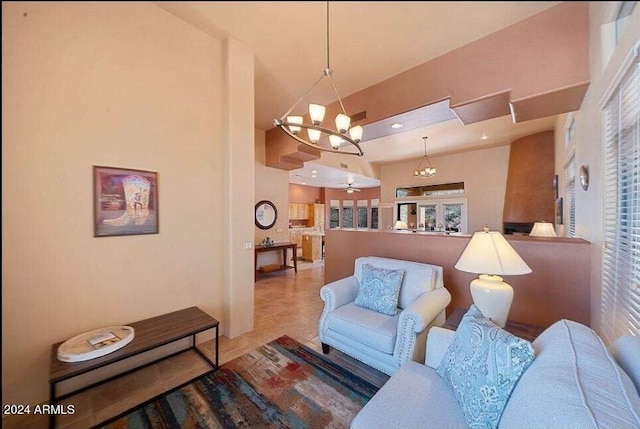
[394,287,451,366]
[319,276,360,311]
[425,327,456,369]
[398,287,452,333]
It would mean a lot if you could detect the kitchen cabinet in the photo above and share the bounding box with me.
[310,204,325,229]
[302,233,323,262]
[288,203,311,220]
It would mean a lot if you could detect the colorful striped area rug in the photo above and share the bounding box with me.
[100,336,380,428]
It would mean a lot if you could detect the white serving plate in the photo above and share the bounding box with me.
[57,326,135,362]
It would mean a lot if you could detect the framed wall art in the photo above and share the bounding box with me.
[94,166,158,237]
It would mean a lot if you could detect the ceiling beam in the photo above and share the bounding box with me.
[266,1,589,170]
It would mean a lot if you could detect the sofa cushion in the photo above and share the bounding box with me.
[351,361,468,429]
[610,334,640,396]
[354,264,404,316]
[354,257,441,309]
[499,319,640,429]
[436,305,535,429]
[326,303,398,354]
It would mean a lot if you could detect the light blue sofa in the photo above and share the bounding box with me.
[352,319,640,429]
[319,256,451,376]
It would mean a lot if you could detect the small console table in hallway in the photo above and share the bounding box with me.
[48,306,219,428]
[255,242,297,281]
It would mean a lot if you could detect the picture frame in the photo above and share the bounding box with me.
[255,200,278,230]
[94,166,158,237]
[555,197,563,225]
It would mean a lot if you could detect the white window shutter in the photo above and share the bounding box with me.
[601,52,640,343]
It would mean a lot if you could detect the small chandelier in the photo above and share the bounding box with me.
[273,1,364,156]
[413,136,436,178]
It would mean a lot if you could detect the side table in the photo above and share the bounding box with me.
[443,307,545,343]
[49,306,218,428]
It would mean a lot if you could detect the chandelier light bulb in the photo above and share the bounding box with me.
[329,135,343,149]
[349,125,363,143]
[287,116,303,135]
[307,128,321,144]
[309,104,326,125]
[335,113,351,134]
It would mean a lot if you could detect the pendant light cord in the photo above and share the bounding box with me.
[326,1,330,70]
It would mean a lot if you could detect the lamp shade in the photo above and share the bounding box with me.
[309,103,326,125]
[455,230,531,276]
[530,222,557,237]
[394,220,408,230]
[286,116,303,135]
[455,229,531,327]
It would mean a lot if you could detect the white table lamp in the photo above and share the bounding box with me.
[529,221,557,237]
[394,220,408,230]
[455,227,532,327]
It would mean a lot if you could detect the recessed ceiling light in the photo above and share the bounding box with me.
[311,174,317,178]
[390,123,403,129]
[311,170,317,174]
[301,181,306,185]
[481,134,488,140]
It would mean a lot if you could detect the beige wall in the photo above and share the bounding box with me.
[2,2,254,406]
[556,3,640,336]
[254,130,290,267]
[223,37,256,338]
[379,145,511,233]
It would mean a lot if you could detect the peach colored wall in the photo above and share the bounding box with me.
[503,131,555,224]
[325,230,591,328]
[1,2,254,406]
[289,184,322,204]
[380,145,511,233]
[341,1,589,124]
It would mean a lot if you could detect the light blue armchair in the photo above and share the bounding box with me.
[319,256,451,375]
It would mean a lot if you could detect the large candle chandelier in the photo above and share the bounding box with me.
[273,1,364,156]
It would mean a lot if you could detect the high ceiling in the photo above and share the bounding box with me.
[157,1,563,188]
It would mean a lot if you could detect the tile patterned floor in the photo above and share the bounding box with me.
[4,260,332,428]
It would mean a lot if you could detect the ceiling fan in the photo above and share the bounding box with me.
[341,183,361,194]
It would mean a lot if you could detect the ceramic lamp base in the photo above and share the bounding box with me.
[470,274,513,328]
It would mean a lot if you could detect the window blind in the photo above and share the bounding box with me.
[601,52,640,343]
[565,153,577,237]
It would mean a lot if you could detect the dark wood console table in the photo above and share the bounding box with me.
[443,307,545,343]
[255,242,297,281]
[49,306,218,428]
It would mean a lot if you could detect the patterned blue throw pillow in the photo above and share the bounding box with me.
[354,264,405,316]
[436,305,535,429]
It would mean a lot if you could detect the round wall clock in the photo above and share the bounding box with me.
[579,165,589,190]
